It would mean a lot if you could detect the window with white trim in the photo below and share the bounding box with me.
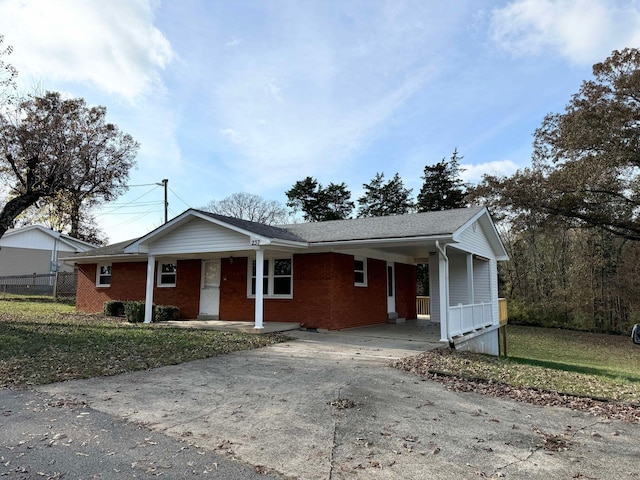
[248,257,293,297]
[96,263,111,287]
[354,257,367,286]
[158,261,177,287]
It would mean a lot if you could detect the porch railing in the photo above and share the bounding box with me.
[416,296,430,316]
[448,302,494,337]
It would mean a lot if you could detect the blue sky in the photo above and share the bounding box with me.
[1,0,640,243]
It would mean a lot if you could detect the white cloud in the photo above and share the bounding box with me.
[489,0,640,65]
[209,1,460,190]
[0,0,174,101]
[460,160,519,184]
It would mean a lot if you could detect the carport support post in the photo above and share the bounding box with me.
[254,249,264,329]
[144,255,155,324]
[436,241,450,343]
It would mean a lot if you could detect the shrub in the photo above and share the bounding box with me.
[154,305,180,322]
[103,300,125,317]
[124,301,146,323]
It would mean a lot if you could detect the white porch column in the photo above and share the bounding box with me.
[436,242,449,342]
[144,255,155,324]
[254,249,264,329]
[467,253,474,304]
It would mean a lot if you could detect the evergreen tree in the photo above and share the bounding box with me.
[286,176,354,222]
[357,172,414,217]
[416,148,467,212]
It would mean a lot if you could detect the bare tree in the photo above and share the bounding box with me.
[0,91,138,240]
[202,192,289,225]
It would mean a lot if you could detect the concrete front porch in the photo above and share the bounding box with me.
[158,320,301,334]
[157,318,442,350]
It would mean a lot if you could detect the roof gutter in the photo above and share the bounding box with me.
[307,234,454,248]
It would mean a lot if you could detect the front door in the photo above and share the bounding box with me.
[200,259,221,317]
[387,262,396,314]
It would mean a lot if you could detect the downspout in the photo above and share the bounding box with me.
[435,241,453,348]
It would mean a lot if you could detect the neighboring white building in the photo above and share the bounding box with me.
[0,225,97,276]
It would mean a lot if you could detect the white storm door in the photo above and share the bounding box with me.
[200,259,221,316]
[387,262,396,313]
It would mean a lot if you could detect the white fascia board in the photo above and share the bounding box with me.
[308,234,454,249]
[329,247,415,265]
[3,225,43,238]
[451,207,488,241]
[63,254,147,265]
[269,238,308,248]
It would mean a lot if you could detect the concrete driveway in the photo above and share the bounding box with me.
[39,325,640,479]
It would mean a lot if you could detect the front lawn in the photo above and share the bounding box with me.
[0,300,288,388]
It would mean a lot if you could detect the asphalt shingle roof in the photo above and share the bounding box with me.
[280,206,483,243]
[73,206,485,258]
[194,210,306,243]
[72,238,139,257]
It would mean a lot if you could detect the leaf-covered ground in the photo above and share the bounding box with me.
[0,299,288,389]
[395,347,640,424]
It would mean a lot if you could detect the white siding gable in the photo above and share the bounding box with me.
[1,228,55,251]
[148,218,250,255]
[455,221,496,260]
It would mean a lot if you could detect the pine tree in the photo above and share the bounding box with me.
[416,148,467,212]
[358,172,414,217]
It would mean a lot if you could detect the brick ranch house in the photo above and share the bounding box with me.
[70,206,508,355]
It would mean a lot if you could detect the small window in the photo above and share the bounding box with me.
[158,262,177,287]
[354,257,367,286]
[273,258,292,295]
[96,263,111,287]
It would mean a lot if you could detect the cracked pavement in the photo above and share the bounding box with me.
[35,329,640,479]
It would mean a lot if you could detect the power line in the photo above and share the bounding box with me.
[108,204,164,229]
[95,185,160,218]
[168,186,191,209]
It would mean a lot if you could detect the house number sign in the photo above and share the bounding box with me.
[251,239,261,246]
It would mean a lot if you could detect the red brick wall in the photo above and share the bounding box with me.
[76,260,201,319]
[219,252,389,330]
[77,253,417,329]
[154,259,201,319]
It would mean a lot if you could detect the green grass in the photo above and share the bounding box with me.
[508,325,640,384]
[0,299,288,389]
[400,325,640,404]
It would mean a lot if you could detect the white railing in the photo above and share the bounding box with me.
[448,302,494,337]
[416,296,430,316]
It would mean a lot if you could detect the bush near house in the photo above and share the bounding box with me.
[111,300,181,323]
[154,305,180,321]
[103,300,125,317]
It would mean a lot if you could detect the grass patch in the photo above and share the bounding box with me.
[0,299,288,389]
[398,325,640,404]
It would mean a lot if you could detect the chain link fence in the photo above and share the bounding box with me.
[0,272,77,302]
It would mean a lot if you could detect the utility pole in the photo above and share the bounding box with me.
[157,179,168,224]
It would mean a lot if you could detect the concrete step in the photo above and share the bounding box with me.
[197,314,219,320]
[387,313,406,324]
